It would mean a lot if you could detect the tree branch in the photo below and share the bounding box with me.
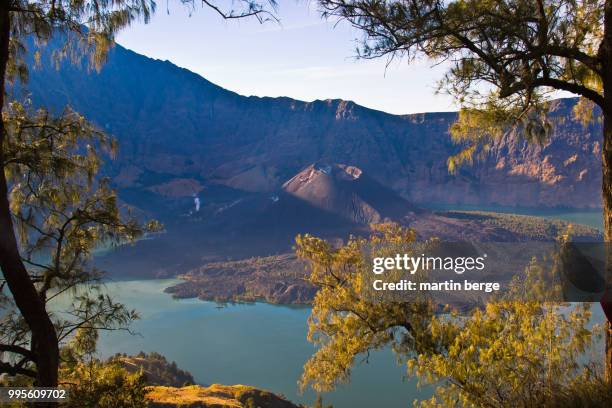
[0,361,36,378]
[201,0,278,23]
[500,76,605,108]
[0,344,33,359]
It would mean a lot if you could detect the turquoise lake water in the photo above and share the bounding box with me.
[95,279,429,408]
[92,208,605,408]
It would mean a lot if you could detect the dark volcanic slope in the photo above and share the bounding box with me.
[282,163,415,224]
[19,40,603,211]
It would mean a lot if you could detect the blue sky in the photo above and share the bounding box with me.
[116,0,456,115]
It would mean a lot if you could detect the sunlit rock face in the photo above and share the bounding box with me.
[24,38,602,211]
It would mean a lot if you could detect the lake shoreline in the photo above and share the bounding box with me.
[93,279,425,408]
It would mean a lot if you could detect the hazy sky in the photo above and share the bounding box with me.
[116,0,456,115]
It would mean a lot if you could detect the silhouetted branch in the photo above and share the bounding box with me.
[201,0,278,23]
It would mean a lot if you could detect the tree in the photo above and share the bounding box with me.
[0,0,155,390]
[0,100,157,393]
[315,0,612,377]
[296,224,612,406]
[59,328,148,408]
[0,0,277,392]
[408,301,612,407]
[296,224,438,393]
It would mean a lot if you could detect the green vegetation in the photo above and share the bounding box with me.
[164,209,601,307]
[317,0,612,379]
[1,328,149,407]
[0,0,157,388]
[0,98,159,388]
[317,0,608,183]
[109,351,195,387]
[296,223,612,406]
[166,254,315,304]
[3,327,302,408]
[445,210,601,240]
[1,1,608,406]
[59,328,148,408]
[0,0,276,392]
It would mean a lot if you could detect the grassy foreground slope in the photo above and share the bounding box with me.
[146,384,301,408]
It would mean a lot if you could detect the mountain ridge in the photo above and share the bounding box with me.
[18,38,602,211]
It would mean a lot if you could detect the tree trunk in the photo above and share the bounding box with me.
[604,116,612,384]
[0,2,59,391]
[602,0,612,385]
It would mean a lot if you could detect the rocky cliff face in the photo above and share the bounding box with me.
[443,101,602,208]
[19,40,602,211]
